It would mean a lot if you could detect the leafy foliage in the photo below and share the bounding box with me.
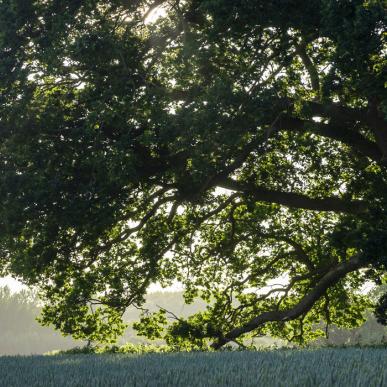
[375,292,387,325]
[0,0,386,347]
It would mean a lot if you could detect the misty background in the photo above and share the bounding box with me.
[0,284,386,355]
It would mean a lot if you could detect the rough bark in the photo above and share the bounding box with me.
[294,42,320,94]
[277,115,383,163]
[217,178,368,214]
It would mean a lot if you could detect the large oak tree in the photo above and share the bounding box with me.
[0,0,386,348]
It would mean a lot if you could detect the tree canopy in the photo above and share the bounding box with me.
[0,0,386,348]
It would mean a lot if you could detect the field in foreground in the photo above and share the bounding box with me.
[0,348,385,387]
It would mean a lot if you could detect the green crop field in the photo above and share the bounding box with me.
[0,348,385,387]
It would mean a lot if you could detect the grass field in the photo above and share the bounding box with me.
[0,348,385,386]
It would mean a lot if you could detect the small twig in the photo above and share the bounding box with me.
[156,305,185,322]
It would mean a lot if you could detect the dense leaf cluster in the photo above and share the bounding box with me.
[0,0,386,347]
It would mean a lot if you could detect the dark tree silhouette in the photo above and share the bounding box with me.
[0,0,386,348]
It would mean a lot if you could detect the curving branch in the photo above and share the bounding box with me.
[91,194,176,256]
[216,178,368,214]
[257,233,315,271]
[304,102,369,124]
[211,253,368,349]
[275,115,383,162]
[302,101,387,162]
[294,41,320,94]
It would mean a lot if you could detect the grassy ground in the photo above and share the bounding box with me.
[0,348,385,386]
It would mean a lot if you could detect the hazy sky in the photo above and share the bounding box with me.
[0,275,184,294]
[0,276,27,293]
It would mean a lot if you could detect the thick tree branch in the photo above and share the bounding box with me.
[305,102,368,123]
[368,99,387,162]
[216,178,367,214]
[304,101,387,161]
[294,41,320,94]
[276,115,383,162]
[269,235,315,271]
[211,254,367,349]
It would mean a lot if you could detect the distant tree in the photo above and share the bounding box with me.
[0,1,386,348]
[372,284,387,326]
[0,287,82,355]
[321,312,386,346]
[318,285,387,346]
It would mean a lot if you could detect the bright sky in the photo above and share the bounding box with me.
[144,4,167,24]
[0,276,27,293]
[0,274,374,296]
[0,275,183,294]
